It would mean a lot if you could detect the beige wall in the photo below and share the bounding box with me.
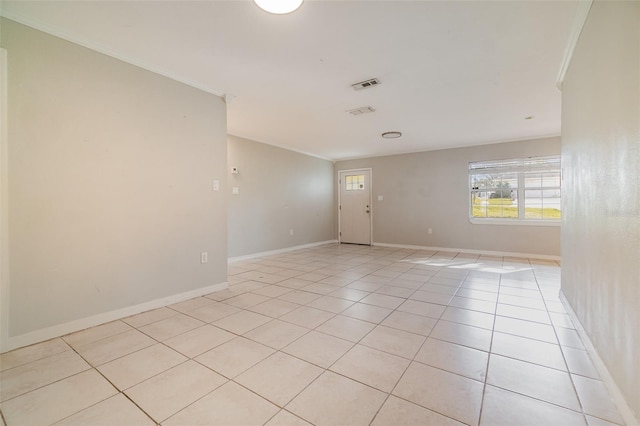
[561,0,639,417]
[336,137,561,257]
[1,19,228,348]
[227,135,335,258]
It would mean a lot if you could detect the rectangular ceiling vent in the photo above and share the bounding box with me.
[351,78,381,90]
[347,106,376,116]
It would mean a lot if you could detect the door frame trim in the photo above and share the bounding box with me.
[337,168,373,245]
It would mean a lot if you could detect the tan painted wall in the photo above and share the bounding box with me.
[335,137,561,257]
[227,135,335,258]
[561,0,640,417]
[1,19,228,342]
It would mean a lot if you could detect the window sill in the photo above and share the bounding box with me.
[470,218,560,227]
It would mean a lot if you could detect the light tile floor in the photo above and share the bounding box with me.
[0,243,628,425]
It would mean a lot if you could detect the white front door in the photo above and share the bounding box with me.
[339,169,372,245]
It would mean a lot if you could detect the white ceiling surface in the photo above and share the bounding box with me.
[1,1,578,161]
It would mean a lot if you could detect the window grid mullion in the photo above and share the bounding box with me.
[469,155,561,222]
[518,172,525,219]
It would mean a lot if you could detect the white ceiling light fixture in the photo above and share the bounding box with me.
[254,0,303,14]
[382,131,402,139]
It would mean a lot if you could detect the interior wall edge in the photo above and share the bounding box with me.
[372,242,561,262]
[228,240,339,264]
[227,132,333,163]
[559,0,640,417]
[227,135,335,258]
[559,291,639,426]
[1,281,229,354]
[556,0,594,90]
[0,14,225,99]
[3,18,229,339]
[0,47,8,353]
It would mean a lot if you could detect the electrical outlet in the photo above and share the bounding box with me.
[290,229,294,236]
[428,228,433,235]
[200,252,208,264]
[213,180,220,191]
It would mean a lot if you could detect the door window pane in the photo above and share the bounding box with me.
[345,175,365,191]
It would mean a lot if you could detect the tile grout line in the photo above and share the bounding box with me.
[532,262,589,424]
[369,252,463,426]
[263,248,451,425]
[471,255,503,426]
[226,248,416,425]
[65,327,186,425]
[2,244,624,425]
[51,349,159,425]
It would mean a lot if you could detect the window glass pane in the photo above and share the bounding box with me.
[473,189,518,218]
[525,172,560,188]
[471,174,490,191]
[541,172,561,188]
[487,191,518,218]
[471,191,487,217]
[473,205,488,217]
[487,173,517,199]
[345,174,365,191]
[469,156,560,221]
[525,172,542,188]
[499,173,518,190]
[471,174,492,218]
[524,189,561,219]
[542,189,561,218]
[524,189,544,218]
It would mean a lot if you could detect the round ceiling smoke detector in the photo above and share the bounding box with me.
[381,131,402,139]
[254,0,303,14]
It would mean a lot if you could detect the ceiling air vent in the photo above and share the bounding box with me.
[347,106,376,116]
[351,78,381,90]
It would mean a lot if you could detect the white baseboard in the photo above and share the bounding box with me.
[3,281,228,353]
[372,242,561,261]
[559,291,639,426]
[228,240,339,263]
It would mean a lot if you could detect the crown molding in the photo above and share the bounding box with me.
[556,0,594,91]
[0,11,226,98]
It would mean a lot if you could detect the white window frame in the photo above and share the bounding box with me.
[469,156,561,226]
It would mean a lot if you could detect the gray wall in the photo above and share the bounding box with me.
[336,137,561,257]
[561,0,639,417]
[228,135,335,258]
[1,19,228,345]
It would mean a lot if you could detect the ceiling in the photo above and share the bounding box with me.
[1,0,579,161]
